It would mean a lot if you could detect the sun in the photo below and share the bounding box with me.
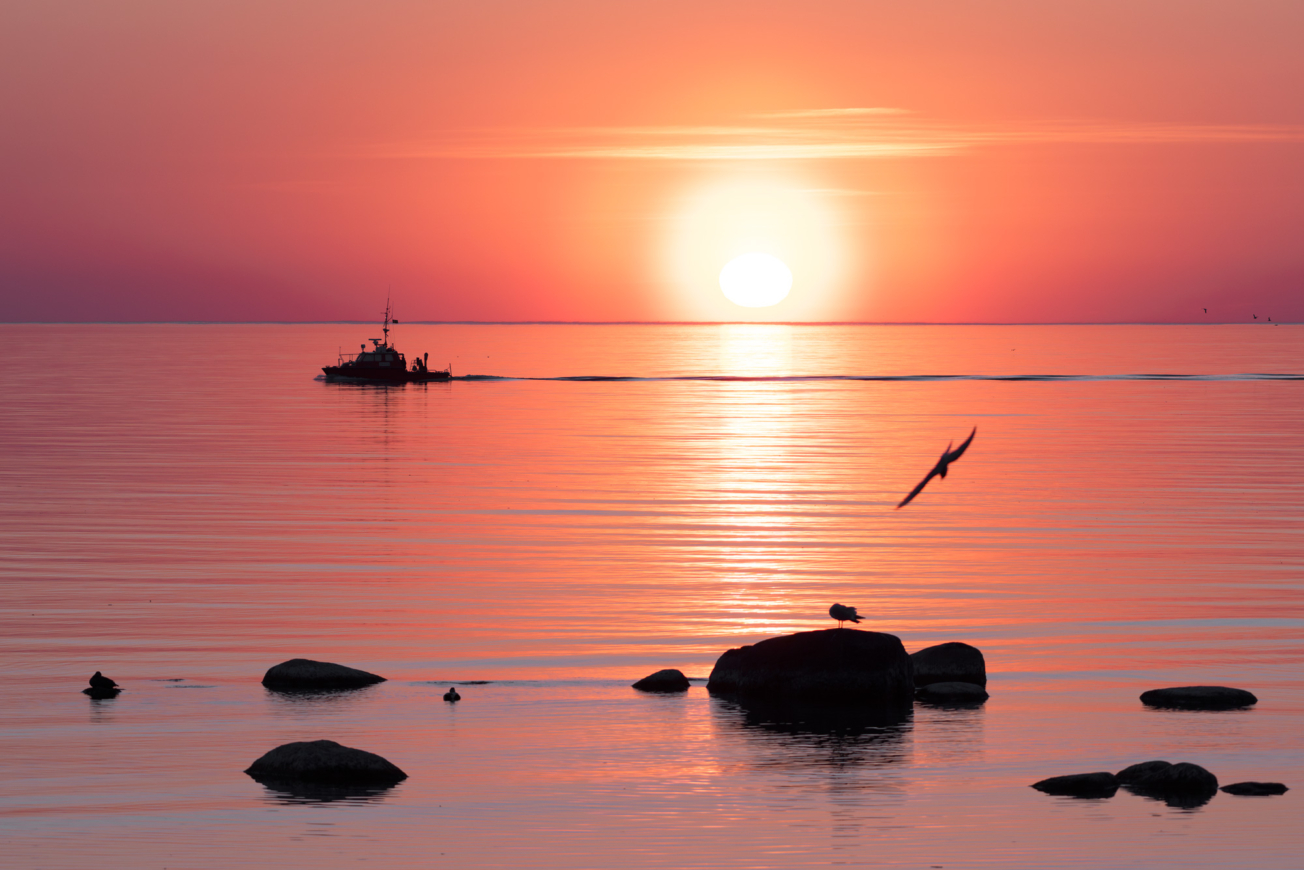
[719,253,793,308]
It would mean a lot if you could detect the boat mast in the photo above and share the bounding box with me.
[383,296,391,347]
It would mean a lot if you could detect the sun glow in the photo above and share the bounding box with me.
[719,253,792,308]
[660,174,852,320]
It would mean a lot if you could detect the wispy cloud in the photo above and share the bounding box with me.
[375,110,1304,162]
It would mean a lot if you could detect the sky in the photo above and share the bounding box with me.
[2,0,1303,323]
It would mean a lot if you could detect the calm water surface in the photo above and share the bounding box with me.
[2,324,1302,868]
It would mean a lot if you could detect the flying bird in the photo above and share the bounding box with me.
[829,603,862,628]
[897,427,977,509]
[89,671,118,691]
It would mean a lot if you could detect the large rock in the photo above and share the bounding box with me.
[1221,781,1288,796]
[916,681,988,704]
[632,669,691,692]
[244,740,407,784]
[1116,760,1172,783]
[1140,686,1256,710]
[910,642,986,688]
[1122,761,1218,808]
[1032,772,1119,798]
[706,629,914,707]
[261,659,385,691]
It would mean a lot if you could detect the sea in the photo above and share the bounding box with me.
[1,323,1302,869]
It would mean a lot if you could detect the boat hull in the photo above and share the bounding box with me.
[322,366,451,383]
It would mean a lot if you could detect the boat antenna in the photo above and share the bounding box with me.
[383,295,391,347]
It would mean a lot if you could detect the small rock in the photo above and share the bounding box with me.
[1032,772,1119,798]
[1123,761,1219,808]
[910,642,986,687]
[1139,686,1257,710]
[1220,781,1288,796]
[632,669,691,692]
[244,740,407,784]
[916,681,988,703]
[261,659,385,691]
[1116,760,1172,783]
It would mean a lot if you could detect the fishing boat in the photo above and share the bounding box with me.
[321,302,451,383]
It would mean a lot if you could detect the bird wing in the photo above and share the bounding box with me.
[897,465,940,509]
[946,427,977,463]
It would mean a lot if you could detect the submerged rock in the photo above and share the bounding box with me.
[244,740,407,785]
[261,659,385,691]
[1220,781,1288,796]
[632,669,691,692]
[707,629,913,707]
[1122,761,1219,808]
[1032,772,1119,798]
[1116,760,1172,783]
[1139,686,1257,710]
[915,681,988,704]
[910,642,987,688]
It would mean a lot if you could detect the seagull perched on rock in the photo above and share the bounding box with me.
[89,671,118,691]
[829,603,862,628]
[897,427,977,509]
[443,687,461,702]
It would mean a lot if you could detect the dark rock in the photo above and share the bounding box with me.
[707,629,914,707]
[1139,686,1257,710]
[632,668,691,692]
[1123,761,1219,808]
[244,740,407,785]
[910,642,986,688]
[261,659,385,691]
[1116,760,1172,783]
[82,687,121,699]
[1032,772,1119,798]
[916,681,988,704]
[1220,781,1288,796]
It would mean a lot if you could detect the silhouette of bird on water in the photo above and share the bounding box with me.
[829,603,862,628]
[89,671,118,691]
[897,427,977,509]
[443,687,461,702]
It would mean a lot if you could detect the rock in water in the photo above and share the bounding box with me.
[1139,686,1256,710]
[915,681,988,704]
[261,659,386,691]
[1123,761,1219,808]
[1032,772,1119,798]
[1116,760,1172,783]
[910,642,986,688]
[706,629,913,707]
[632,669,691,692]
[1220,781,1288,796]
[244,740,407,784]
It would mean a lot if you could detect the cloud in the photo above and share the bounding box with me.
[375,111,1304,162]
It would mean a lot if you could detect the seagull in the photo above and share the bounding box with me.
[89,671,118,691]
[829,603,862,628]
[443,687,461,702]
[897,427,977,509]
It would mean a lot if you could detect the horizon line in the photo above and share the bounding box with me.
[0,320,1293,326]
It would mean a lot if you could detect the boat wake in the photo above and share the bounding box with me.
[454,372,1304,382]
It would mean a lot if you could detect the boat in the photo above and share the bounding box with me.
[321,302,451,383]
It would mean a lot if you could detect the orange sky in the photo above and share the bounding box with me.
[2,1,1303,322]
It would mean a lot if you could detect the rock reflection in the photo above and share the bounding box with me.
[263,685,379,714]
[711,696,913,773]
[251,777,402,806]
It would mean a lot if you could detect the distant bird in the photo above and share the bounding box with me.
[1254,314,1258,319]
[89,671,118,691]
[443,687,461,702]
[1268,316,1272,322]
[1203,308,1207,314]
[829,603,862,628]
[897,427,977,509]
